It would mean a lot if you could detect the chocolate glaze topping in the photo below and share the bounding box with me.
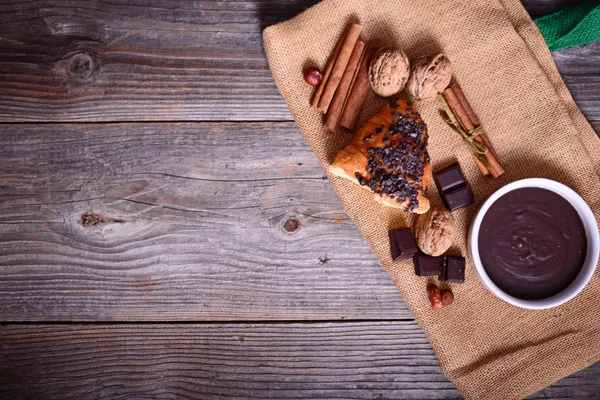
[478,187,587,300]
[355,99,429,211]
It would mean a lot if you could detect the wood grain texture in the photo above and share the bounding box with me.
[0,0,311,122]
[1,0,599,397]
[0,118,597,321]
[0,322,598,399]
[0,121,411,321]
[0,0,599,122]
[552,41,600,121]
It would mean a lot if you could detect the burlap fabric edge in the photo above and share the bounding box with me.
[493,0,600,396]
[501,0,600,175]
[263,0,600,398]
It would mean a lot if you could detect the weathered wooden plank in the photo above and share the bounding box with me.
[551,41,600,122]
[520,0,600,129]
[0,322,598,399]
[0,120,598,321]
[0,0,598,122]
[0,0,299,122]
[0,121,412,321]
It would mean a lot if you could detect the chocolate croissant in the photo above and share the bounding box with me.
[329,99,431,214]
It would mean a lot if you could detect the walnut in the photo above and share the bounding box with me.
[415,205,454,256]
[407,53,452,101]
[368,47,410,97]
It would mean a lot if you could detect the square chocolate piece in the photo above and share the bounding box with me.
[442,184,474,211]
[389,229,417,261]
[440,256,466,283]
[413,253,442,276]
[433,162,474,211]
[433,163,466,193]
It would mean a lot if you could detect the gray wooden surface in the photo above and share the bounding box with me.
[0,122,409,321]
[0,0,599,398]
[0,0,599,122]
[2,322,600,400]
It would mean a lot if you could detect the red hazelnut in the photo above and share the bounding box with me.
[441,289,454,306]
[303,67,323,87]
[427,284,443,310]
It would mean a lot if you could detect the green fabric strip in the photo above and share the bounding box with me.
[534,1,600,52]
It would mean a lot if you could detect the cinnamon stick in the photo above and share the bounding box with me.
[311,26,348,109]
[339,39,383,131]
[479,134,499,166]
[471,146,492,175]
[451,83,500,161]
[317,23,362,113]
[451,83,491,173]
[442,87,499,178]
[451,84,480,125]
[442,88,489,175]
[442,87,504,178]
[474,154,491,176]
[324,40,366,132]
[443,88,474,130]
[450,85,504,177]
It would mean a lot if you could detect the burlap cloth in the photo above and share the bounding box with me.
[263,0,600,398]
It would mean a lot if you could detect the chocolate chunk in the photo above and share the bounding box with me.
[442,184,474,211]
[440,256,465,283]
[389,229,418,261]
[433,163,466,192]
[433,162,474,211]
[413,253,442,276]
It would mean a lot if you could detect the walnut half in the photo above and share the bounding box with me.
[415,205,454,256]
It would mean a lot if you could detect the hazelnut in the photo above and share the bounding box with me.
[441,289,454,306]
[406,53,453,101]
[415,205,454,256]
[427,284,443,310]
[303,67,323,87]
[368,47,410,97]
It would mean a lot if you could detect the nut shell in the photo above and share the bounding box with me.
[441,289,454,306]
[407,53,452,101]
[303,67,323,87]
[368,47,410,97]
[415,205,454,256]
[427,284,443,310]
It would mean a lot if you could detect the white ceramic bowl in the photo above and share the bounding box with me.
[468,178,599,309]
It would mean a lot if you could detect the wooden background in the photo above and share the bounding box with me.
[0,0,599,398]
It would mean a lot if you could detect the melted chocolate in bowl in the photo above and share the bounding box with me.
[478,187,587,300]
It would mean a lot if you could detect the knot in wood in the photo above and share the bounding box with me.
[81,211,103,227]
[282,217,301,234]
[68,53,95,79]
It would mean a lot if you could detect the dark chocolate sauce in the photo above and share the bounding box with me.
[478,187,586,300]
